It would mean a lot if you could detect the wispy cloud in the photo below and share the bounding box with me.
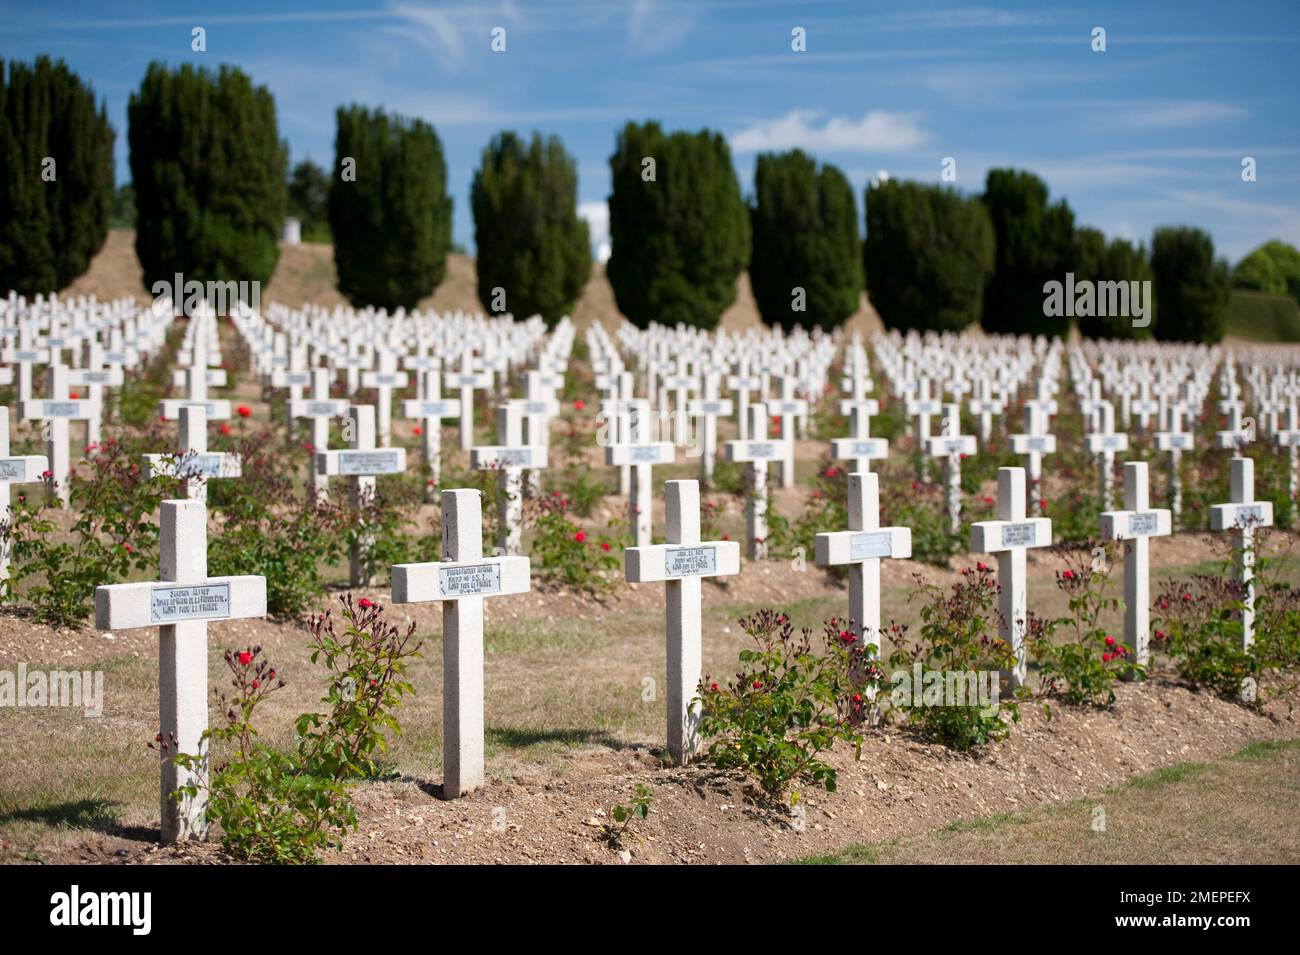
[730,109,928,154]
[629,0,696,56]
[1113,100,1247,128]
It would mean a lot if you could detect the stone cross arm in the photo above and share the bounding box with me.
[391,555,531,603]
[143,452,243,482]
[831,437,889,459]
[971,517,1052,553]
[926,435,977,457]
[470,445,547,469]
[1100,508,1172,540]
[625,541,741,583]
[0,455,50,482]
[316,447,408,476]
[401,397,462,418]
[724,437,792,462]
[1010,433,1057,454]
[815,526,911,565]
[19,397,100,422]
[606,442,675,466]
[1210,501,1273,531]
[94,576,267,630]
[289,397,350,419]
[160,399,232,421]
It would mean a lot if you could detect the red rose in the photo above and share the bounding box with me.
[752,681,762,690]
[236,405,251,418]
[710,682,720,691]
[1062,570,1074,580]
[358,598,374,609]
[237,651,253,666]
[574,530,587,543]
[70,391,79,399]
[219,423,232,435]
[601,542,611,552]
[574,399,585,411]
[1104,635,1116,647]
[252,680,260,690]
[413,426,423,435]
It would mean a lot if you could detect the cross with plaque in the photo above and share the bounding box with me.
[1085,401,1128,511]
[1009,403,1056,517]
[160,354,231,423]
[970,467,1053,688]
[0,406,49,583]
[905,377,942,481]
[401,368,461,497]
[624,479,740,764]
[69,342,124,452]
[361,352,409,448]
[814,471,911,650]
[94,498,268,842]
[727,357,762,440]
[315,405,408,584]
[289,368,349,500]
[925,402,977,533]
[770,373,808,488]
[1099,461,1172,668]
[19,364,100,506]
[390,488,531,798]
[471,403,547,555]
[1210,456,1274,650]
[686,372,732,482]
[1155,402,1194,526]
[452,349,493,451]
[967,379,1004,443]
[724,403,790,559]
[605,405,675,548]
[1272,399,1300,502]
[143,405,241,502]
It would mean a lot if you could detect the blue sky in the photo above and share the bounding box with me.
[4,0,1298,262]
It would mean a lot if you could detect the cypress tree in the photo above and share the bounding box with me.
[1072,228,1155,340]
[749,150,861,331]
[329,105,452,311]
[128,62,286,300]
[863,179,994,332]
[1151,226,1229,343]
[288,159,330,241]
[980,168,1076,337]
[607,121,749,329]
[472,131,591,327]
[0,56,114,296]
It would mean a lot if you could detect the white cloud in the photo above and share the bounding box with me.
[629,0,695,56]
[579,201,610,263]
[1115,101,1247,128]
[385,2,467,64]
[729,110,928,154]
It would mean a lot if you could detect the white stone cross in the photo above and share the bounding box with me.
[401,368,461,497]
[315,405,408,584]
[161,356,231,422]
[1155,402,1194,526]
[1215,400,1252,450]
[970,467,1053,687]
[967,379,1004,444]
[0,406,49,582]
[94,498,268,842]
[361,352,409,448]
[19,364,100,506]
[814,471,911,651]
[770,373,808,488]
[471,403,547,555]
[1084,400,1128,511]
[724,403,790,559]
[451,349,493,451]
[624,479,740,764]
[1009,402,1056,517]
[686,372,732,482]
[1099,461,1172,667]
[905,377,942,481]
[605,405,675,548]
[727,357,762,440]
[391,488,531,798]
[1210,456,1274,650]
[143,405,241,502]
[925,402,977,533]
[69,342,124,452]
[1272,399,1300,503]
[514,370,561,495]
[289,368,349,500]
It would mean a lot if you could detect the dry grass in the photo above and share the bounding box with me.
[795,739,1300,864]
